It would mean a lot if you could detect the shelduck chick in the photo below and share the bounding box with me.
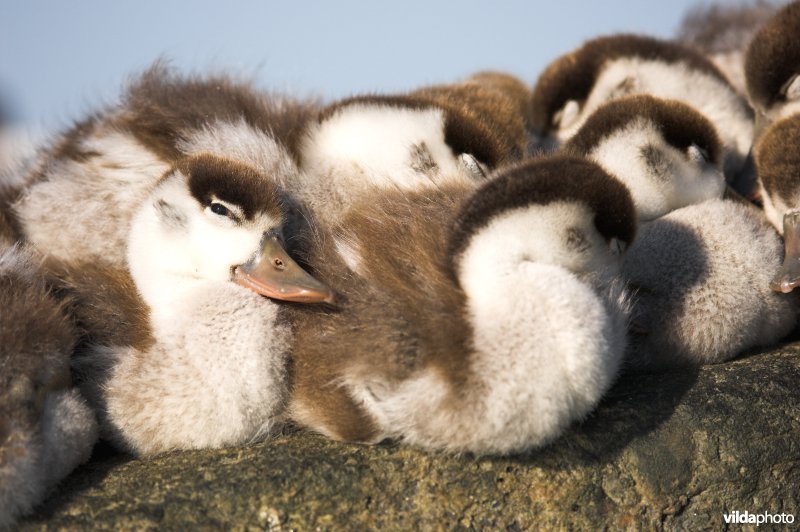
[295,77,528,223]
[675,1,778,96]
[0,244,97,528]
[745,0,800,134]
[753,114,800,293]
[563,95,725,221]
[622,198,797,369]
[74,153,334,456]
[287,156,635,454]
[530,34,754,191]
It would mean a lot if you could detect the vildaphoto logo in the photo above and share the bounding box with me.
[723,510,795,526]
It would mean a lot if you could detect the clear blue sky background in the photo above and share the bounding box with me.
[1,0,742,131]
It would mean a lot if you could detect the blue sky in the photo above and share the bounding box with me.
[1,0,741,130]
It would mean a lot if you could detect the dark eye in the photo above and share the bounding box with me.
[210,202,230,217]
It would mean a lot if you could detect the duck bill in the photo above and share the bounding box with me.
[770,210,800,293]
[233,235,336,304]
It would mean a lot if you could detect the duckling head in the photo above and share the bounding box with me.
[745,0,800,135]
[127,153,335,313]
[564,95,725,221]
[448,155,636,295]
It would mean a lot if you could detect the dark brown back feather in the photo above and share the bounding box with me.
[286,183,475,442]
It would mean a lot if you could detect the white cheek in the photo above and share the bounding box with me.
[189,218,262,281]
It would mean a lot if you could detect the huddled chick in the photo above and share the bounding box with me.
[746,1,800,293]
[295,74,530,223]
[556,91,796,369]
[1,159,97,527]
[745,0,800,132]
[529,33,755,194]
[3,67,333,457]
[73,153,334,456]
[0,244,97,528]
[287,155,635,454]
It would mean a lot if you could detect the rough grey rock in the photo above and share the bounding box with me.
[19,343,800,530]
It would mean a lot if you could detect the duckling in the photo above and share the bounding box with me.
[295,77,529,223]
[73,153,334,456]
[563,95,726,221]
[622,198,797,370]
[9,64,318,267]
[0,243,97,528]
[745,0,800,134]
[287,156,635,454]
[675,1,778,96]
[530,34,754,191]
[753,113,800,292]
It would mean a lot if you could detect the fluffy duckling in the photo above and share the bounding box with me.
[745,0,800,134]
[74,153,334,456]
[530,34,754,190]
[622,198,797,369]
[0,243,97,528]
[676,1,778,96]
[556,94,794,368]
[295,76,529,223]
[9,64,317,268]
[563,95,726,221]
[753,114,800,292]
[287,156,635,454]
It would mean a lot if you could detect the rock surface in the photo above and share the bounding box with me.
[19,344,800,530]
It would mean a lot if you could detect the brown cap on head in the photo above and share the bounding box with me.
[180,153,283,222]
[530,34,729,136]
[564,95,722,167]
[745,1,800,113]
[447,155,636,267]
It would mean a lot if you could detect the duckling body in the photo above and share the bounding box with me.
[0,243,97,527]
[288,156,635,454]
[622,198,797,369]
[531,34,754,189]
[296,77,528,223]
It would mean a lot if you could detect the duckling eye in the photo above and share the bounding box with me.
[210,202,230,217]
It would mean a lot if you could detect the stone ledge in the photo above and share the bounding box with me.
[20,344,800,530]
